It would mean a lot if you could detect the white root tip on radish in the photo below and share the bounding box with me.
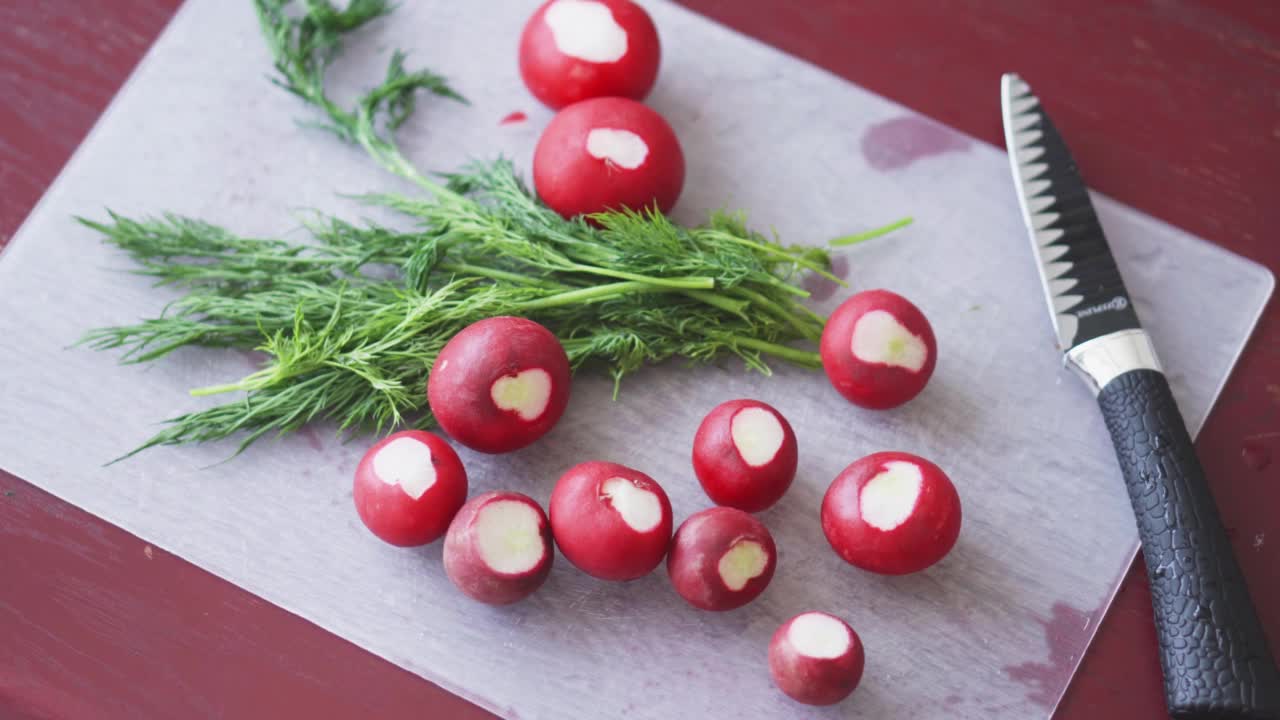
[859,461,924,531]
[717,539,769,591]
[600,476,662,532]
[544,0,628,63]
[730,407,785,467]
[475,500,546,574]
[372,436,437,500]
[850,310,928,372]
[490,368,554,421]
[788,613,852,659]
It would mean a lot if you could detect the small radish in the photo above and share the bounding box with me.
[519,0,661,109]
[352,430,468,547]
[549,461,673,581]
[428,316,572,454]
[667,507,776,611]
[769,612,865,706]
[533,96,685,219]
[821,451,961,575]
[692,399,798,513]
[820,289,937,409]
[443,491,554,605]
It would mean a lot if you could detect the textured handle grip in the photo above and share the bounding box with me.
[1098,369,1280,719]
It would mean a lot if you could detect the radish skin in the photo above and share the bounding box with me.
[666,507,776,611]
[352,430,468,547]
[533,97,685,219]
[519,0,661,109]
[428,316,571,454]
[549,461,674,581]
[820,289,937,409]
[692,399,798,512]
[821,451,961,575]
[769,612,865,706]
[444,491,554,605]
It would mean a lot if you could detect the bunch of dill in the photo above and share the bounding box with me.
[80,0,907,457]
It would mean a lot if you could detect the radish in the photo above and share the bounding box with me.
[352,430,468,547]
[666,507,776,611]
[821,451,961,575]
[549,461,673,581]
[533,96,685,219]
[820,289,937,409]
[519,0,661,110]
[443,491,554,605]
[769,611,865,706]
[428,316,572,454]
[692,399,798,513]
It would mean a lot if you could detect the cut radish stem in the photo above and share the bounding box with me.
[519,0,661,109]
[444,491,554,605]
[667,506,776,611]
[549,461,674,580]
[769,612,865,706]
[821,451,961,575]
[692,399,798,512]
[352,430,468,547]
[533,96,685,219]
[820,289,937,409]
[428,316,572,453]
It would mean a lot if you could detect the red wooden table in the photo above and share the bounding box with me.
[2,2,1276,718]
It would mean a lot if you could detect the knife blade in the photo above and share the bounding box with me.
[1001,73,1280,719]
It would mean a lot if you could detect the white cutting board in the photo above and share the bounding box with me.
[0,2,1271,719]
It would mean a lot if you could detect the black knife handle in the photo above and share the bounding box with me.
[1098,369,1280,718]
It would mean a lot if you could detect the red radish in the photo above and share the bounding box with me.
[769,612,865,706]
[692,399,798,513]
[352,430,468,547]
[549,461,673,581]
[820,289,937,409]
[443,491,554,605]
[821,451,961,575]
[533,96,685,219]
[428,316,571,454]
[667,507,776,611]
[518,0,661,110]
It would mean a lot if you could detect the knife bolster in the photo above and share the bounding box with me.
[1066,328,1161,395]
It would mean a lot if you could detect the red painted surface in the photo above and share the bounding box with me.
[1,2,1277,719]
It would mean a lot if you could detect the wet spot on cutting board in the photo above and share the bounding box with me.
[501,110,528,125]
[1003,602,1097,708]
[299,425,325,453]
[804,254,850,301]
[861,115,971,171]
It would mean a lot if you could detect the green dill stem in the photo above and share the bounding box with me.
[515,281,663,311]
[728,336,823,367]
[732,286,824,339]
[830,216,914,246]
[565,263,715,290]
[437,262,562,288]
[682,290,750,318]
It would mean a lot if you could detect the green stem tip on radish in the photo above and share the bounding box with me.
[769,612,866,706]
[443,491,555,605]
[533,96,685,219]
[549,461,674,581]
[353,430,468,547]
[692,399,798,513]
[428,316,572,454]
[667,506,777,611]
[821,451,961,575]
[519,0,661,109]
[820,289,937,409]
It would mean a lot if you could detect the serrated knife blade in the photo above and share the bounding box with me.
[1000,73,1280,720]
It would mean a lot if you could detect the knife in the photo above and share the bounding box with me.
[1000,73,1280,719]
